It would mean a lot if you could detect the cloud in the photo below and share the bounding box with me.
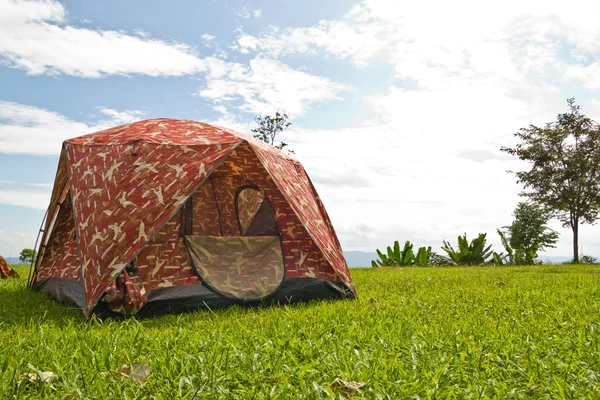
[0,101,143,155]
[282,80,570,256]
[0,0,349,117]
[0,189,50,210]
[96,107,144,125]
[0,0,209,77]
[0,180,53,188]
[196,57,349,116]
[0,229,33,256]
[235,5,262,19]
[456,149,512,163]
[309,167,371,188]
[232,0,600,91]
[233,18,390,65]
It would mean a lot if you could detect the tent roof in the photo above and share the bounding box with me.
[66,118,248,147]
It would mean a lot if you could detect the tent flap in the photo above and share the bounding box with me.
[185,235,285,301]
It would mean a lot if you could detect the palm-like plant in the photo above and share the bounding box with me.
[371,241,432,267]
[441,233,494,266]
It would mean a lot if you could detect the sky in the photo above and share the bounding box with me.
[1,0,600,260]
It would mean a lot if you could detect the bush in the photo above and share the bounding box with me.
[371,241,434,267]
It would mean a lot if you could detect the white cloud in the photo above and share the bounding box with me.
[201,33,216,42]
[0,229,33,257]
[196,57,349,116]
[233,19,390,66]
[0,189,50,210]
[232,0,600,89]
[235,5,262,19]
[287,123,520,252]
[0,101,143,155]
[0,0,209,77]
[0,180,53,188]
[96,107,144,125]
[0,0,349,117]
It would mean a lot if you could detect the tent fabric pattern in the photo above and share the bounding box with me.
[66,141,237,315]
[0,255,18,278]
[251,144,354,288]
[31,119,356,318]
[237,188,266,235]
[35,194,80,282]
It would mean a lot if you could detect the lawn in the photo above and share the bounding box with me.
[1,264,600,399]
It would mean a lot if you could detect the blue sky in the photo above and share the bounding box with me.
[1,0,600,259]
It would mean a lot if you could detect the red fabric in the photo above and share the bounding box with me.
[33,119,356,316]
[102,268,148,315]
[249,143,355,291]
[35,194,80,282]
[0,255,18,278]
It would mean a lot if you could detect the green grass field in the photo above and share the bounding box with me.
[1,264,600,399]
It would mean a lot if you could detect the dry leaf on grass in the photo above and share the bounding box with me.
[496,281,506,286]
[20,371,57,385]
[329,378,365,397]
[369,297,378,305]
[112,364,152,384]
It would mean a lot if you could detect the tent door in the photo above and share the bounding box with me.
[185,235,284,301]
[184,186,284,301]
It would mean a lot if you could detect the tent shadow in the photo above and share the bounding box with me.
[0,283,84,326]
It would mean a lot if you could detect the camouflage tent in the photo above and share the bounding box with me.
[0,255,18,279]
[30,119,356,318]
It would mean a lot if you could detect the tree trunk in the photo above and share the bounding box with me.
[572,219,579,263]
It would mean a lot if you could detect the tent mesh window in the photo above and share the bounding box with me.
[185,186,284,301]
[235,186,279,236]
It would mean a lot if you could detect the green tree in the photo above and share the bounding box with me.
[501,99,600,263]
[19,248,36,264]
[441,233,494,266]
[498,202,559,265]
[251,111,294,154]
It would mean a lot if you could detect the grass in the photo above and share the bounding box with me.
[1,264,600,399]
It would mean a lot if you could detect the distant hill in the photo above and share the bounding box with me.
[3,257,23,264]
[344,251,376,267]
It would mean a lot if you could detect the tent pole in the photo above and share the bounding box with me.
[27,208,48,289]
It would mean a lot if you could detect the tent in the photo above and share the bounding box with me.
[0,255,19,278]
[30,119,356,318]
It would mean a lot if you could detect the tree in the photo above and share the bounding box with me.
[251,111,294,154]
[498,202,559,265]
[441,233,494,265]
[19,248,37,264]
[501,99,600,263]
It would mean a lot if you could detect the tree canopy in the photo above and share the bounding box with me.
[19,248,36,264]
[251,111,293,154]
